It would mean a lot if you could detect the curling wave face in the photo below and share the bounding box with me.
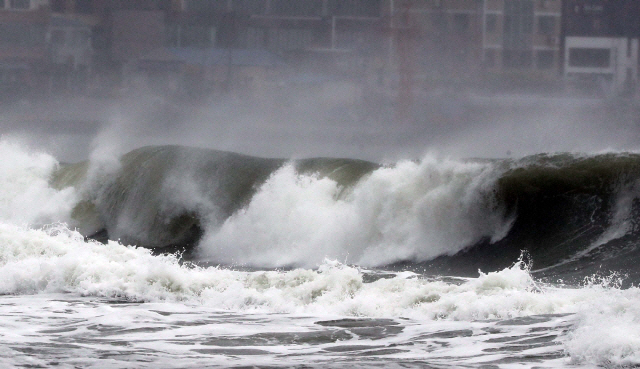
[50,144,511,268]
[4,139,640,277]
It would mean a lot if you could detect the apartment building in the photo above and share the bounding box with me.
[482,0,562,73]
[393,0,483,83]
[0,0,51,99]
[562,0,640,96]
[49,0,385,81]
[48,14,93,92]
[169,0,382,51]
[0,0,49,10]
[164,0,385,81]
[387,0,561,94]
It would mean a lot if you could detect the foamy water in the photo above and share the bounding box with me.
[198,158,511,267]
[0,138,639,368]
[0,222,637,367]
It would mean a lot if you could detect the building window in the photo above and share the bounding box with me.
[486,14,497,33]
[271,0,323,17]
[503,0,533,50]
[233,0,266,15]
[453,14,469,33]
[329,0,381,17]
[0,24,44,46]
[503,49,532,68]
[503,0,533,68]
[536,50,554,69]
[267,28,313,51]
[432,12,448,33]
[504,0,533,34]
[186,0,227,12]
[583,3,604,13]
[485,49,496,67]
[568,48,610,68]
[50,29,65,45]
[241,27,267,48]
[9,0,29,9]
[75,0,93,14]
[537,16,555,34]
[166,24,215,48]
[71,30,90,47]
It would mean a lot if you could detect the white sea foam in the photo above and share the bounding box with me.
[562,275,640,367]
[0,222,640,366]
[0,222,581,317]
[198,157,512,267]
[0,221,621,318]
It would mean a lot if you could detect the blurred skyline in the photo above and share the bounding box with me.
[0,0,639,162]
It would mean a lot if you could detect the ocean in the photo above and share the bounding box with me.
[1,139,640,368]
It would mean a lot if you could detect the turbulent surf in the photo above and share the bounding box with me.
[2,138,640,368]
[49,143,640,281]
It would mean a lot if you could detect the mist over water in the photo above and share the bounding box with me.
[1,88,639,165]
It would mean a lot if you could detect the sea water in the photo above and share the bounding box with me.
[1,138,640,368]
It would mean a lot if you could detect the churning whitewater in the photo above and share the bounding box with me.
[2,138,640,368]
[50,143,514,267]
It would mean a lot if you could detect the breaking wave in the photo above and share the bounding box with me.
[3,139,640,277]
[3,138,640,367]
[0,222,638,367]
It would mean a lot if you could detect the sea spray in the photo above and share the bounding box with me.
[198,157,511,267]
[562,274,640,367]
[0,139,76,226]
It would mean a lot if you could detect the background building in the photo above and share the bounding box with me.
[0,0,50,99]
[0,0,637,102]
[48,14,93,93]
[562,0,640,96]
[384,0,562,98]
[482,0,562,74]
